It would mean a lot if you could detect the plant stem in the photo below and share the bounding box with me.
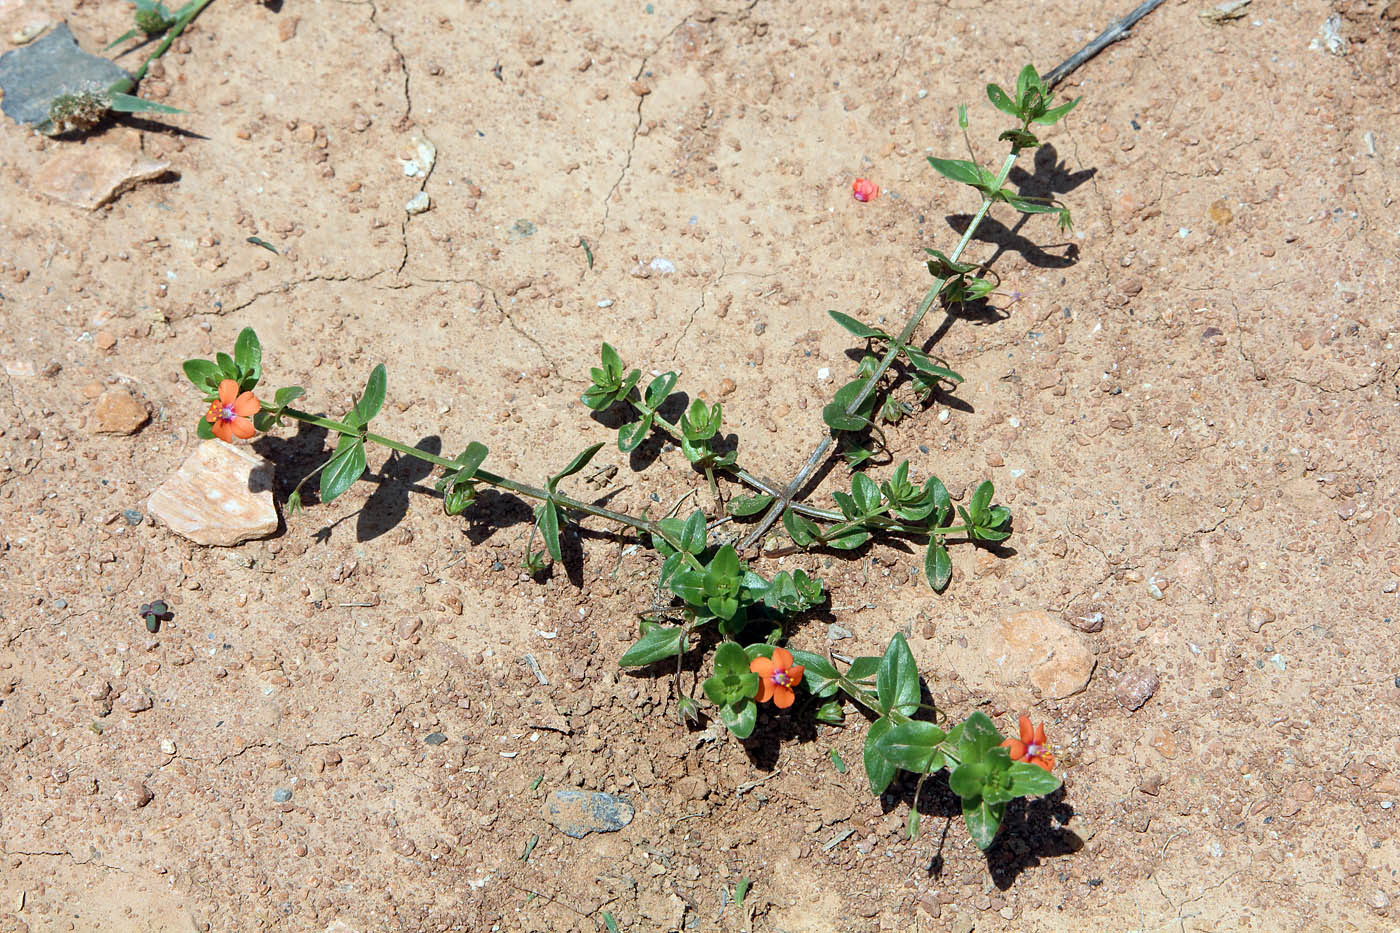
[283,407,669,541]
[109,0,217,94]
[626,399,840,522]
[739,148,1023,552]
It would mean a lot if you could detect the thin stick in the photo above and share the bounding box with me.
[1041,0,1167,89]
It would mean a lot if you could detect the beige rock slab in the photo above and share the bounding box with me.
[34,143,169,210]
[147,440,277,546]
[980,610,1096,700]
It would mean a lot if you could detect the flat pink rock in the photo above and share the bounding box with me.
[147,440,278,547]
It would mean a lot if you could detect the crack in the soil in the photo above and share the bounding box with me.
[2,845,131,875]
[668,250,728,360]
[417,276,558,373]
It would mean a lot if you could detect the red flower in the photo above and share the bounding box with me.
[851,178,880,202]
[749,647,805,709]
[1001,715,1055,771]
[205,379,260,443]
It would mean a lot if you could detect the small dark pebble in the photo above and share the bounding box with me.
[425,732,447,745]
[492,561,505,572]
[272,788,292,802]
[122,509,143,525]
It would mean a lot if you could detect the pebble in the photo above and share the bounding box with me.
[272,788,292,803]
[424,732,447,745]
[92,389,150,435]
[826,624,852,640]
[34,143,169,210]
[541,789,634,838]
[122,508,143,525]
[147,440,279,547]
[114,781,153,810]
[1208,199,1234,225]
[122,693,153,713]
[1115,667,1159,711]
[648,256,675,274]
[980,610,1095,699]
[1370,890,1391,911]
[1247,605,1275,633]
[404,191,430,214]
[159,739,176,755]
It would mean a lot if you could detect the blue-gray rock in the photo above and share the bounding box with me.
[272,788,292,803]
[424,732,447,745]
[541,790,634,838]
[0,24,129,128]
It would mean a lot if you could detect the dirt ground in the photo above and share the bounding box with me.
[1,0,1398,929]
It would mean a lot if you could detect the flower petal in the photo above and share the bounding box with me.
[1001,738,1028,761]
[232,391,261,417]
[1032,722,1047,746]
[1029,754,1054,771]
[1018,715,1034,745]
[749,656,775,677]
[787,665,804,687]
[773,685,795,709]
[771,647,794,670]
[754,678,774,703]
[231,416,257,439]
[205,402,221,424]
[211,419,233,443]
[218,379,239,404]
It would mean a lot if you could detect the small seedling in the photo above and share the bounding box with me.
[138,599,172,633]
[174,64,1079,853]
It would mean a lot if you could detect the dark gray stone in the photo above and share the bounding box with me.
[541,789,634,838]
[0,24,129,127]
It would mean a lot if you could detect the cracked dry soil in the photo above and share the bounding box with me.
[2,0,1399,930]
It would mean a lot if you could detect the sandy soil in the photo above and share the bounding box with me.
[1,0,1398,929]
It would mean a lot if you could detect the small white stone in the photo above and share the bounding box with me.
[405,191,431,214]
[817,367,830,381]
[648,256,676,274]
[597,299,614,308]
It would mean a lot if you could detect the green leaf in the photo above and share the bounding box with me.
[949,760,991,798]
[924,542,952,592]
[926,157,996,192]
[104,27,142,50]
[183,358,221,392]
[962,796,1006,850]
[549,442,605,493]
[354,364,387,424]
[923,248,976,276]
[850,473,882,515]
[215,352,237,379]
[320,438,366,503]
[828,310,889,340]
[710,544,740,582]
[581,384,615,411]
[957,103,968,129]
[874,721,949,773]
[999,191,1060,214]
[1008,761,1062,797]
[713,642,752,677]
[619,624,689,666]
[986,82,1018,117]
[997,128,1041,151]
[617,416,652,452]
[822,401,867,433]
[957,711,1004,763]
[726,494,772,517]
[600,342,623,377]
[273,386,305,409]
[449,441,489,480]
[195,415,214,439]
[788,649,840,698]
[233,328,262,384]
[538,501,562,561]
[643,372,678,410]
[1015,64,1041,111]
[903,346,964,383]
[719,699,757,739]
[107,92,185,115]
[864,718,897,795]
[876,633,920,718]
[782,508,818,547]
[816,701,845,725]
[845,656,881,682]
[822,529,870,551]
[969,480,994,519]
[1033,95,1080,126]
[679,509,708,554]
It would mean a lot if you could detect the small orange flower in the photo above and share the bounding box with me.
[851,177,880,202]
[749,647,805,709]
[205,379,260,443]
[1001,715,1055,771]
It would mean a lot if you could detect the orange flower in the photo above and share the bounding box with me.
[1001,715,1055,771]
[851,177,879,202]
[749,647,805,709]
[205,379,260,443]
